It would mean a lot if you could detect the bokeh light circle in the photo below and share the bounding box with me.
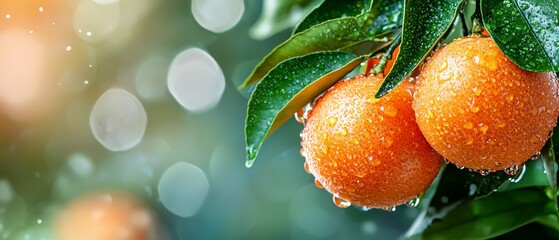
[167,48,225,112]
[191,0,245,33]
[73,0,121,42]
[90,88,147,152]
[158,162,209,218]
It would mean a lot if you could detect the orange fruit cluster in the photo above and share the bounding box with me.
[298,36,559,210]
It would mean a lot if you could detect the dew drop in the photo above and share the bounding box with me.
[506,94,514,102]
[503,164,521,176]
[358,206,372,212]
[314,179,324,189]
[439,71,453,82]
[304,162,311,174]
[439,60,448,72]
[478,169,490,176]
[300,148,306,157]
[245,159,255,168]
[405,196,420,208]
[333,196,351,208]
[366,98,380,104]
[470,106,480,113]
[443,158,449,164]
[479,125,489,134]
[381,206,396,212]
[530,151,541,160]
[455,164,465,170]
[380,104,398,117]
[529,134,540,144]
[354,172,367,178]
[381,136,393,148]
[473,87,483,96]
[328,117,338,127]
[509,165,526,183]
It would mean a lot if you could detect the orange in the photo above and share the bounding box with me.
[300,74,443,209]
[54,191,158,240]
[413,37,559,173]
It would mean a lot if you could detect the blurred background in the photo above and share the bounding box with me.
[0,0,418,239]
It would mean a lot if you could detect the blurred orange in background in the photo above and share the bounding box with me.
[54,190,163,240]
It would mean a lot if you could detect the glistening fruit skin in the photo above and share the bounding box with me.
[301,74,443,209]
[413,37,559,172]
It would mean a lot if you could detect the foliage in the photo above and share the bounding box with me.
[244,0,559,238]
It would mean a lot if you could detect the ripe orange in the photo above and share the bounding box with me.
[300,74,443,209]
[54,191,158,240]
[413,37,559,173]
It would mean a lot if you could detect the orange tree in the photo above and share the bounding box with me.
[241,0,559,239]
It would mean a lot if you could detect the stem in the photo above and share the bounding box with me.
[471,0,484,36]
[371,33,401,75]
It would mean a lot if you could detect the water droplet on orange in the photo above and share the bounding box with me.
[439,61,448,72]
[428,110,435,119]
[380,104,398,117]
[328,117,338,127]
[506,94,514,102]
[314,179,324,189]
[479,125,489,134]
[304,162,311,174]
[333,196,351,208]
[470,106,480,113]
[381,136,394,148]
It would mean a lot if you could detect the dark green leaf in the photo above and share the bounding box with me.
[409,188,556,240]
[245,52,362,166]
[294,0,373,34]
[404,164,514,237]
[366,0,404,36]
[240,0,404,89]
[375,0,464,97]
[249,0,320,40]
[241,16,367,88]
[481,0,559,72]
[542,138,558,212]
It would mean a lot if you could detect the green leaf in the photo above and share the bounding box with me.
[404,164,515,237]
[375,0,464,97]
[481,0,559,72]
[249,0,320,40]
[240,0,404,89]
[542,137,558,212]
[498,159,549,192]
[409,188,556,240]
[294,0,373,34]
[241,16,367,89]
[244,52,362,166]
